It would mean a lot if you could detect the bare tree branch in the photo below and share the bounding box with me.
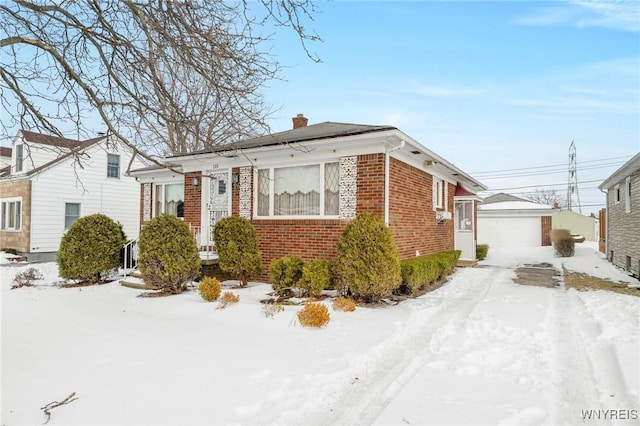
[1,0,321,162]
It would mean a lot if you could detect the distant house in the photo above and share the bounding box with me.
[0,130,146,261]
[599,152,640,278]
[130,114,487,274]
[477,193,556,247]
[552,210,597,242]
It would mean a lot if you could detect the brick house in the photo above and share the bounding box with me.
[130,115,487,275]
[0,130,145,261]
[599,152,640,278]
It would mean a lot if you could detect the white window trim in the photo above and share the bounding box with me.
[154,181,185,219]
[614,184,621,204]
[253,160,340,220]
[1,197,22,231]
[64,202,81,230]
[433,178,447,210]
[107,153,120,179]
[625,176,631,213]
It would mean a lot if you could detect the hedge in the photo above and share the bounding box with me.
[399,250,461,296]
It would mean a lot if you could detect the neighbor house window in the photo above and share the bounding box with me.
[15,144,23,173]
[614,184,621,204]
[433,178,445,209]
[256,162,339,217]
[64,203,80,229]
[155,183,184,218]
[107,154,120,178]
[1,198,22,231]
[625,176,631,213]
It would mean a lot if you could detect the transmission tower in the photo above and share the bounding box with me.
[566,140,582,213]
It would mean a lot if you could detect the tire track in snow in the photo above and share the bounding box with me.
[315,266,505,426]
[547,286,631,424]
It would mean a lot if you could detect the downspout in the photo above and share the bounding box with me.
[384,139,405,225]
[599,187,608,258]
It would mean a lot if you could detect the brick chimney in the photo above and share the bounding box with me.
[292,113,308,129]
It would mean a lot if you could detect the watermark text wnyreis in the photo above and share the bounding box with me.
[581,409,638,421]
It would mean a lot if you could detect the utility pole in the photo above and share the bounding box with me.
[566,140,582,213]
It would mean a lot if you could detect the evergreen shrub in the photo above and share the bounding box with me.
[399,250,461,295]
[334,213,402,302]
[213,216,263,286]
[270,256,304,295]
[299,259,331,297]
[57,213,126,283]
[297,302,330,327]
[198,276,222,302]
[138,214,201,294]
[476,244,489,261]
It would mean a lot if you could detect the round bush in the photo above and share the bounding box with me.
[198,276,222,302]
[213,216,263,286]
[57,214,126,283]
[138,214,201,294]
[332,296,356,312]
[297,302,330,328]
[334,213,402,302]
[271,256,304,295]
[299,259,331,297]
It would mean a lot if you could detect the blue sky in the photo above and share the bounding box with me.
[263,1,640,213]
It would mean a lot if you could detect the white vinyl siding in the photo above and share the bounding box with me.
[29,140,144,253]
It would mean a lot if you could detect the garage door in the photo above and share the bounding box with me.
[477,216,541,247]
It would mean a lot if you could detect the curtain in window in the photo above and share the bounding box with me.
[274,165,320,215]
[165,184,184,217]
[257,169,270,216]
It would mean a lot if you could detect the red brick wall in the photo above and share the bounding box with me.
[356,154,385,216]
[541,216,552,246]
[388,158,454,259]
[183,172,202,228]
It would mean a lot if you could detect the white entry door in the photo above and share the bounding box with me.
[209,171,230,240]
[454,200,476,260]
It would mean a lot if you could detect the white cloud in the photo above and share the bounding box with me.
[511,1,640,32]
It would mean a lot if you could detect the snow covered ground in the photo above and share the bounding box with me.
[1,243,638,425]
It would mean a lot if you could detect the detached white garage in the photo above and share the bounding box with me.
[477,194,556,248]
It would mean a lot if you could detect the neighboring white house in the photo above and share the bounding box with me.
[552,210,598,242]
[477,193,556,247]
[0,130,146,261]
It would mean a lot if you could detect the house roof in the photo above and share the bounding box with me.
[168,122,396,157]
[481,192,528,204]
[0,146,11,157]
[20,130,86,149]
[599,152,640,189]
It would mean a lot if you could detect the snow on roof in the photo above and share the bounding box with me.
[479,200,553,211]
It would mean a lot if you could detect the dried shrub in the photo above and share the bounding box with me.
[551,229,575,257]
[270,256,304,295]
[198,276,221,302]
[332,297,356,312]
[11,267,44,289]
[334,213,402,302]
[262,302,285,318]
[213,216,263,286]
[476,244,489,260]
[299,259,331,297]
[57,214,126,284]
[297,302,330,328]
[219,291,240,309]
[138,214,201,294]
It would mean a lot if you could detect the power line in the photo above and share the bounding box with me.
[483,178,603,192]
[476,161,625,180]
[470,155,631,176]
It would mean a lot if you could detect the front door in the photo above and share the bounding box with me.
[454,200,475,260]
[209,171,230,241]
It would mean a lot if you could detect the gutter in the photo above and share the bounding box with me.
[384,139,405,225]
